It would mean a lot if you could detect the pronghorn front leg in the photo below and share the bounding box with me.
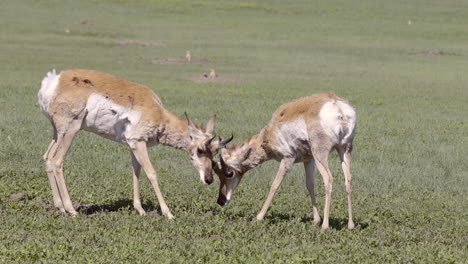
[130,152,146,216]
[43,139,65,212]
[256,157,295,221]
[304,160,321,225]
[128,140,175,220]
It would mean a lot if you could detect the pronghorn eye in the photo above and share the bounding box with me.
[227,171,234,178]
[197,148,203,155]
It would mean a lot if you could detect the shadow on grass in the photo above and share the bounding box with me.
[260,212,369,230]
[74,199,160,215]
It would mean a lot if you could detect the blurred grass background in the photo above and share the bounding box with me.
[0,0,467,262]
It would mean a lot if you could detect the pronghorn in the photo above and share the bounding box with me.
[39,69,220,219]
[213,93,357,231]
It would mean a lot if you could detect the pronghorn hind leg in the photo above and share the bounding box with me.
[130,151,146,216]
[256,157,295,221]
[313,150,333,231]
[49,114,85,216]
[128,140,174,220]
[338,143,354,230]
[304,160,321,225]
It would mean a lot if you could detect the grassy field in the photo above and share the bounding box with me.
[1,0,467,262]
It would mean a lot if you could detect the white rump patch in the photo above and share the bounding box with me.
[319,100,356,145]
[38,69,60,116]
[83,94,141,143]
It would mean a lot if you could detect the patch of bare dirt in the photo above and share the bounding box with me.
[71,20,97,26]
[36,197,55,212]
[189,75,240,84]
[411,49,458,56]
[115,40,166,47]
[151,58,210,65]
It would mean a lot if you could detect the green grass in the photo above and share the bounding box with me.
[1,0,467,262]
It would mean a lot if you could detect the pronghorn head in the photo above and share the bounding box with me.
[212,136,251,206]
[185,114,220,185]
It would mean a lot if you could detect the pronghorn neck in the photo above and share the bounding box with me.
[156,111,191,152]
[231,129,270,174]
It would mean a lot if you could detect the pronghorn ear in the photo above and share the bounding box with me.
[205,115,216,135]
[242,148,252,161]
[238,145,252,162]
[184,112,196,128]
[185,112,199,137]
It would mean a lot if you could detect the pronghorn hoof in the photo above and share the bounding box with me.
[313,215,322,225]
[348,222,355,230]
[138,211,147,216]
[69,211,78,217]
[166,213,175,220]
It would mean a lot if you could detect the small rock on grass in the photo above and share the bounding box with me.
[147,210,161,217]
[209,235,221,240]
[9,193,25,201]
[205,211,214,217]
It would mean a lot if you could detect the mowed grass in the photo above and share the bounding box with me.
[1,0,467,262]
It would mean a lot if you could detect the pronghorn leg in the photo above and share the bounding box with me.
[49,116,84,216]
[130,151,146,216]
[256,157,294,221]
[128,140,174,220]
[44,138,65,212]
[313,151,333,231]
[338,144,354,230]
[304,160,321,225]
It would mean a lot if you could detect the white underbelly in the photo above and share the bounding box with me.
[83,94,141,143]
[275,118,311,158]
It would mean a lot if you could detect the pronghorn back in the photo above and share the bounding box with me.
[38,69,174,142]
[39,69,164,117]
[262,93,356,159]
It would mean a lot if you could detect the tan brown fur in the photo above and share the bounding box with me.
[40,69,218,219]
[215,93,356,231]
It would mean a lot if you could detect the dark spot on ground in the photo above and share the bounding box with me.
[72,20,96,26]
[115,40,166,47]
[73,202,98,214]
[189,75,240,84]
[410,49,459,56]
[151,58,210,65]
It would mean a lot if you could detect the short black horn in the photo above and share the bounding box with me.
[205,134,216,147]
[219,134,234,148]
